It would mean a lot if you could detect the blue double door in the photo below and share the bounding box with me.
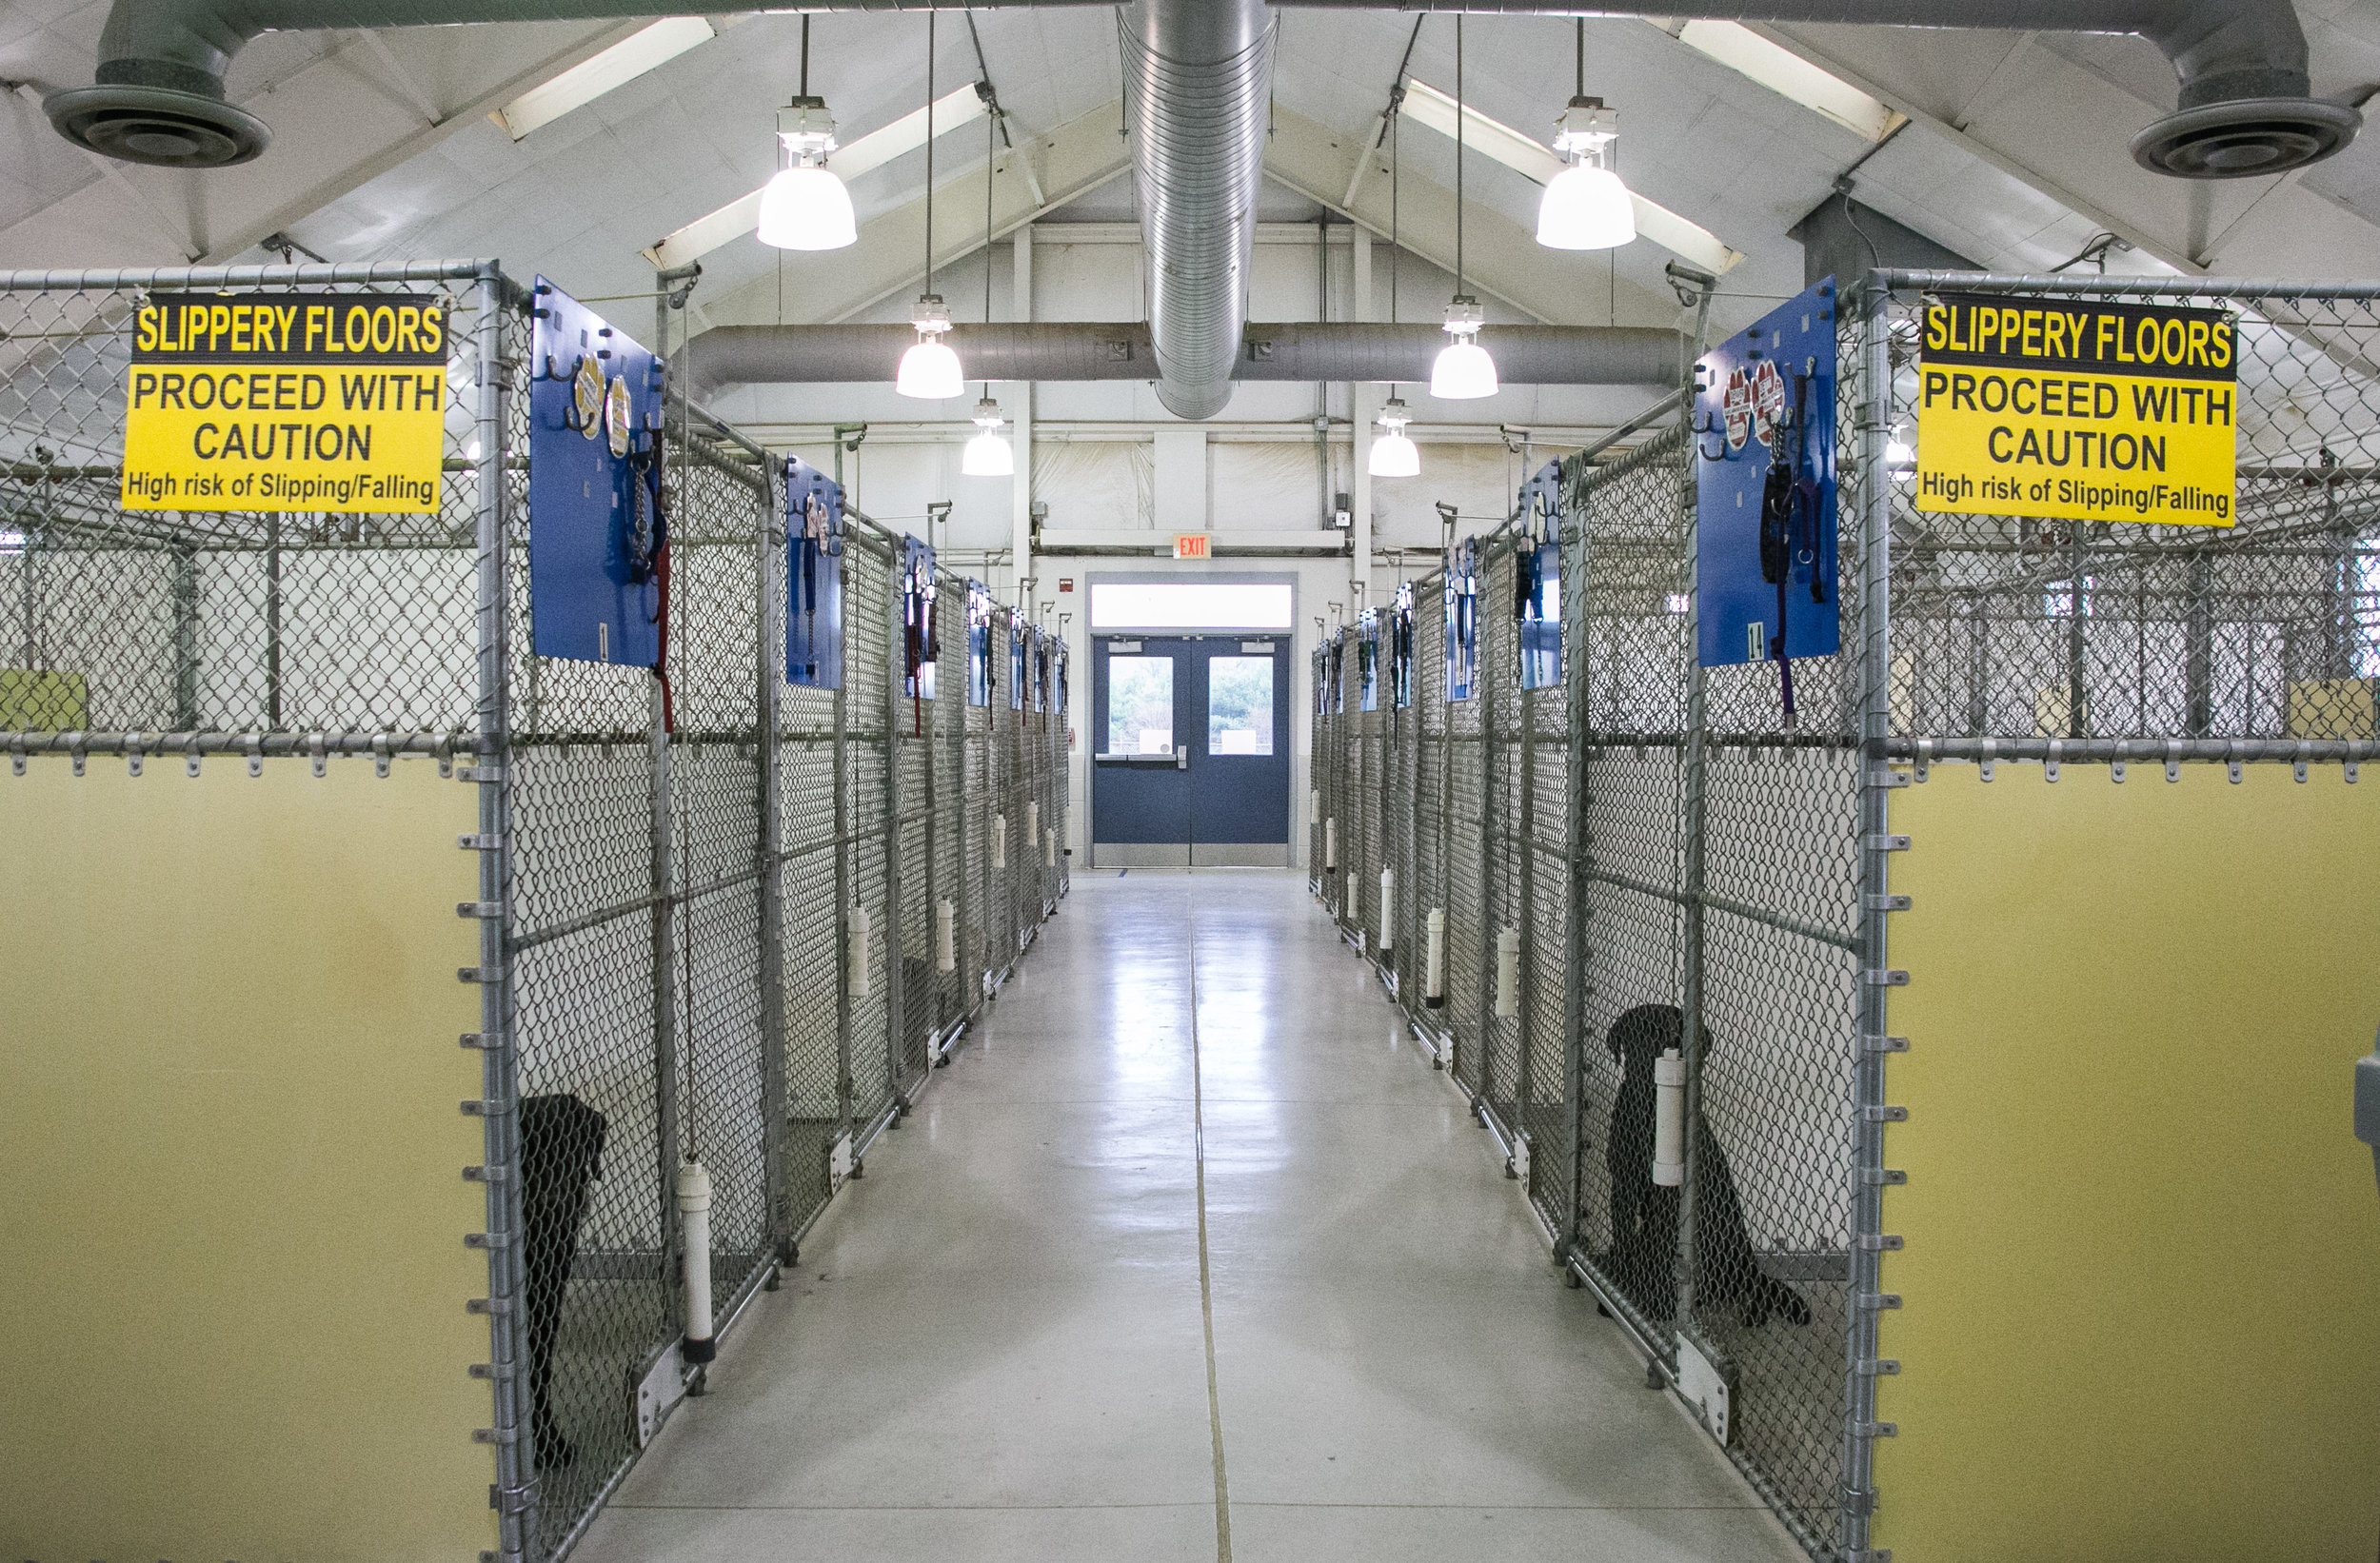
[1091,634,1291,867]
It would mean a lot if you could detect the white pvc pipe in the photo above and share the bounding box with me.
[847,904,872,998]
[1654,1048,1686,1188]
[992,814,1006,870]
[1027,799,1039,845]
[1324,817,1337,872]
[676,1159,716,1362]
[1424,907,1445,1007]
[1378,868,1396,952]
[1310,786,1321,820]
[936,898,956,973]
[1044,826,1057,867]
[1494,926,1520,1019]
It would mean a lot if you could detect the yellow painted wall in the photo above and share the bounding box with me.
[0,757,497,1561]
[1873,762,2380,1562]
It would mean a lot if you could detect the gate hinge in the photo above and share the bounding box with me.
[491,1481,539,1515]
[1841,1484,1877,1518]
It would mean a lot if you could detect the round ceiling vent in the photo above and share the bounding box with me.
[45,85,269,168]
[2131,97,2361,179]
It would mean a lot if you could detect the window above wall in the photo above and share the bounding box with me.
[1089,581,1295,630]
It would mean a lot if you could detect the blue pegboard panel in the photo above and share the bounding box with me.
[785,455,844,688]
[1515,458,1563,690]
[1694,277,1841,683]
[1444,536,1479,702]
[527,276,665,667]
[966,581,992,706]
[1390,581,1416,710]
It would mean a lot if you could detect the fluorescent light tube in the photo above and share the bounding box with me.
[493,18,716,141]
[1671,21,1906,144]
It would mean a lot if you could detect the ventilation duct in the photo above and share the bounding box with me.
[44,0,2359,419]
[1120,0,1275,420]
[1270,0,2357,179]
[677,321,1689,397]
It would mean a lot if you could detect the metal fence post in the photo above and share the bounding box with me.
[1840,268,1900,1556]
[756,457,791,1262]
[1559,473,1593,1259]
[471,263,535,1563]
[883,544,908,1109]
[648,291,684,1314]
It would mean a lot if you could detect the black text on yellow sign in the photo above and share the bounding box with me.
[123,292,451,513]
[1915,292,2237,527]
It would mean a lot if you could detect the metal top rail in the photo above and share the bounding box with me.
[0,259,497,291]
[1874,268,2380,302]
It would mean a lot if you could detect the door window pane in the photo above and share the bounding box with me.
[1107,657,1174,754]
[1206,657,1274,756]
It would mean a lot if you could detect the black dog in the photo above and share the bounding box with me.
[519,1093,608,1470]
[1598,1004,1810,1329]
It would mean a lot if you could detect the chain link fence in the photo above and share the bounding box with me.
[0,261,1065,1563]
[1311,270,2380,1563]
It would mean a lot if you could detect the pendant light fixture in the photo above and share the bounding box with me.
[1537,21,1635,250]
[962,396,1015,475]
[1369,394,1420,477]
[961,79,1012,476]
[757,18,856,250]
[1432,15,1497,402]
[898,11,964,400]
[1369,101,1420,479]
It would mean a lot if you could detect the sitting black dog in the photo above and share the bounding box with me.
[519,1093,608,1470]
[1599,1004,1810,1329]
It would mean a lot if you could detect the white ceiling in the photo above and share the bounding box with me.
[2,2,2377,352]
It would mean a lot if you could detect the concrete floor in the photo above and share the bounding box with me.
[575,870,1806,1563]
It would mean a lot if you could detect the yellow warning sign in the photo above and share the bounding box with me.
[1914,292,2236,526]
[123,292,450,513]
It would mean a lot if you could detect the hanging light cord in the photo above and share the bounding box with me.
[1574,17,1584,100]
[1454,14,1463,300]
[924,11,937,297]
[983,93,996,399]
[801,14,810,97]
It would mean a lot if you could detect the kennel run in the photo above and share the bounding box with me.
[1312,269,2380,1563]
[0,259,1068,1563]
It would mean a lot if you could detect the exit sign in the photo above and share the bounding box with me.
[1174,533,1211,560]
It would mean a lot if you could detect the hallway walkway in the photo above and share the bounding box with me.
[575,871,1805,1563]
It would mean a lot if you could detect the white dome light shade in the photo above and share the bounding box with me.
[896,337,965,400]
[757,166,856,250]
[962,430,1015,476]
[1368,430,1420,478]
[1537,164,1635,250]
[1431,339,1498,400]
